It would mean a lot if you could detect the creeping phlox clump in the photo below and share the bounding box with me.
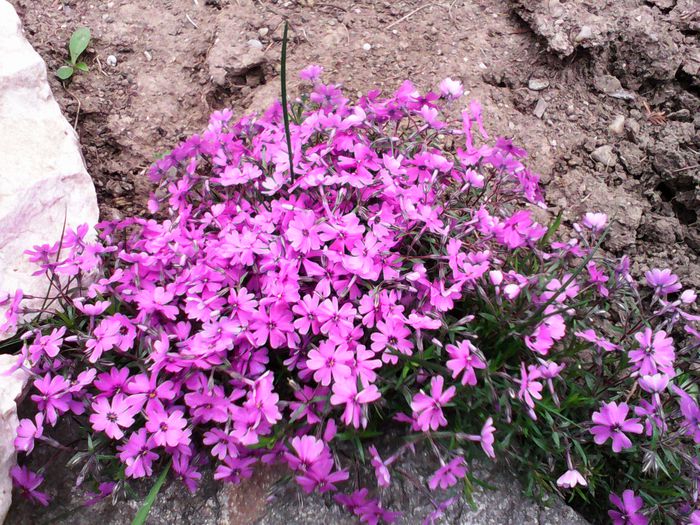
[2,66,699,524]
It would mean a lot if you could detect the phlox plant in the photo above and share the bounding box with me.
[2,63,699,525]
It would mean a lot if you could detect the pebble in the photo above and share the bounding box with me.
[144,50,153,62]
[528,78,549,91]
[609,115,625,135]
[362,43,372,51]
[574,25,593,42]
[106,54,117,67]
[591,145,617,167]
[248,39,263,50]
[258,27,269,37]
[533,98,548,119]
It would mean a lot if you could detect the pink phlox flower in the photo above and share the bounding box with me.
[438,77,464,99]
[286,435,327,472]
[296,456,349,494]
[330,380,381,429]
[352,344,382,385]
[73,299,111,317]
[11,465,50,506]
[292,293,323,335]
[581,212,608,232]
[127,372,178,412]
[299,64,324,82]
[368,445,391,488]
[172,450,203,493]
[214,456,257,484]
[445,340,486,386]
[480,417,496,459]
[575,328,619,352]
[90,394,140,440]
[629,328,675,376]
[185,386,231,423]
[556,469,587,489]
[306,340,353,386]
[94,367,131,397]
[118,428,159,478]
[28,326,66,361]
[85,317,122,363]
[371,316,414,363]
[645,268,682,296]
[30,373,72,426]
[203,428,240,461]
[591,401,643,452]
[411,375,455,431]
[428,456,468,490]
[541,274,579,304]
[145,407,190,447]
[609,489,648,525]
[15,414,44,454]
[316,297,357,338]
[517,363,543,415]
[133,286,179,320]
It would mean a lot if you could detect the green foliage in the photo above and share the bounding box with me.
[56,27,91,81]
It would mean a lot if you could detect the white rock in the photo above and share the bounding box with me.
[247,39,263,50]
[528,78,550,91]
[574,25,593,43]
[362,43,371,51]
[609,115,626,135]
[0,354,29,523]
[106,54,117,67]
[0,0,99,336]
[591,145,617,167]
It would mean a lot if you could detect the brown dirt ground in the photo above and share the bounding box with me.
[9,0,700,287]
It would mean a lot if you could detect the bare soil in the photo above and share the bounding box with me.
[9,0,700,286]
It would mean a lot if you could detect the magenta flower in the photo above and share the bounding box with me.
[90,394,139,440]
[15,414,44,454]
[11,465,50,506]
[28,326,66,361]
[368,445,391,488]
[371,317,413,362]
[145,407,190,447]
[445,340,486,386]
[286,211,322,254]
[214,456,257,484]
[411,376,455,431]
[591,401,643,452]
[575,328,619,352]
[299,64,323,82]
[74,299,111,317]
[287,435,326,472]
[629,328,675,376]
[316,297,356,338]
[645,268,682,296]
[428,456,468,490]
[330,381,381,429]
[480,417,496,459]
[517,363,543,414]
[292,293,322,335]
[118,428,159,478]
[609,489,648,525]
[30,373,71,425]
[306,340,352,386]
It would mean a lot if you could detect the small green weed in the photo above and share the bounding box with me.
[56,27,91,81]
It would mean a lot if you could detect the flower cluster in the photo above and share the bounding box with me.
[3,67,699,524]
